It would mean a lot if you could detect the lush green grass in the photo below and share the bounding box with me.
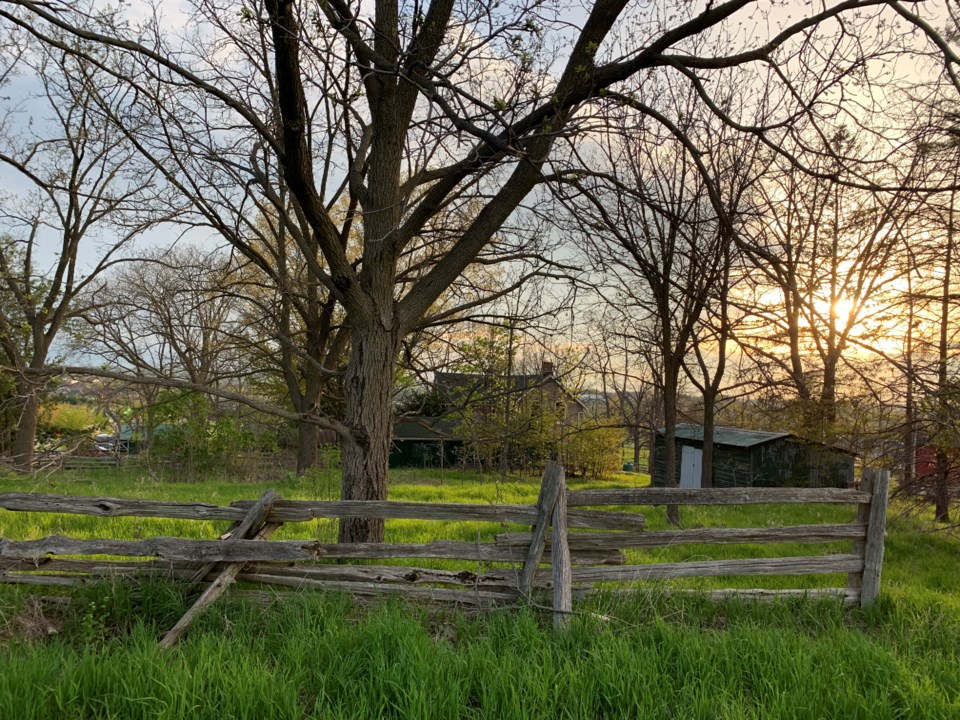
[0,466,958,718]
[1,586,958,719]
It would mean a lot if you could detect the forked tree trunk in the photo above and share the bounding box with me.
[338,324,400,543]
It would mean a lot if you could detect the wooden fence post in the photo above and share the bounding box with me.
[860,469,889,608]
[845,468,875,600]
[519,462,564,598]
[551,467,572,630]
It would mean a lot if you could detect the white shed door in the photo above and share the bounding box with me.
[680,445,703,489]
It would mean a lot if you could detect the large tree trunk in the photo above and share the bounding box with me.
[296,420,318,475]
[11,380,40,472]
[338,324,400,543]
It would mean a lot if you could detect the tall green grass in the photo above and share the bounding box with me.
[0,467,958,718]
[1,587,958,719]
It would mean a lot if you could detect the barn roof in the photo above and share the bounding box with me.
[394,417,458,441]
[660,424,792,448]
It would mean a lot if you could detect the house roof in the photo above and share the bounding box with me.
[658,424,792,448]
[432,369,587,411]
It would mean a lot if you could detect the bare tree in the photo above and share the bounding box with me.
[559,91,739,520]
[75,246,245,450]
[736,128,921,445]
[0,29,160,469]
[3,0,949,539]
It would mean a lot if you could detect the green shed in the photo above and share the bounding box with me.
[652,424,855,489]
[390,417,463,468]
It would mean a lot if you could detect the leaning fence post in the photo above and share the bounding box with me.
[860,469,889,608]
[159,489,281,650]
[551,467,572,630]
[519,461,564,598]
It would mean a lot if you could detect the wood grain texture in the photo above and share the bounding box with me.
[239,564,526,589]
[520,462,564,597]
[582,587,859,604]
[0,536,324,563]
[0,492,644,530]
[551,471,572,630]
[860,469,890,607]
[234,573,520,605]
[567,487,870,507]
[846,470,874,598]
[495,524,866,550]
[569,554,863,582]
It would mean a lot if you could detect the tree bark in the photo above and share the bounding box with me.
[296,420,319,475]
[701,391,716,489]
[662,370,680,525]
[934,448,951,524]
[338,324,400,543]
[11,380,40,472]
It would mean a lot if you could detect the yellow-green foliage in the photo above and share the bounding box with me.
[566,419,626,479]
[39,402,105,434]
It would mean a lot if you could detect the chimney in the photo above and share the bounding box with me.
[540,360,554,377]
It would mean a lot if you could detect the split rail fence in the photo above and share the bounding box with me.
[0,462,889,642]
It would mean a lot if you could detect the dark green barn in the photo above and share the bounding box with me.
[390,417,463,468]
[652,424,855,489]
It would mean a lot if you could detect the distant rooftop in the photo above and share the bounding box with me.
[658,424,792,448]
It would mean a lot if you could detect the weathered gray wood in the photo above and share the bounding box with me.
[564,508,645,530]
[846,469,875,598]
[1,558,193,577]
[551,470,572,630]
[578,587,859,605]
[860,469,890,607]
[160,491,281,650]
[313,540,621,564]
[567,487,870,507]
[569,554,863,582]
[679,588,859,604]
[0,493,245,520]
[0,536,324,563]
[234,573,520,605]
[241,563,525,589]
[0,492,642,530]
[496,524,867,550]
[186,492,283,588]
[0,573,89,587]
[0,536,617,566]
[520,462,564,597]
[160,569,234,649]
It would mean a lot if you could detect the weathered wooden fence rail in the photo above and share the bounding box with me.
[0,463,890,642]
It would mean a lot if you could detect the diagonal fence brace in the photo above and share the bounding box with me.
[160,490,282,650]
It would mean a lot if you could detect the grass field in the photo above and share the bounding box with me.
[1,465,958,719]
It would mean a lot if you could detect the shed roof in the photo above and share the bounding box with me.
[658,424,792,448]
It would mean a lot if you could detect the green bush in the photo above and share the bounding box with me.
[565,419,626,479]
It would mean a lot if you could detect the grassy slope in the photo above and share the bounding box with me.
[0,467,958,719]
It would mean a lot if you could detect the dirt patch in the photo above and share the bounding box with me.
[0,596,63,644]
